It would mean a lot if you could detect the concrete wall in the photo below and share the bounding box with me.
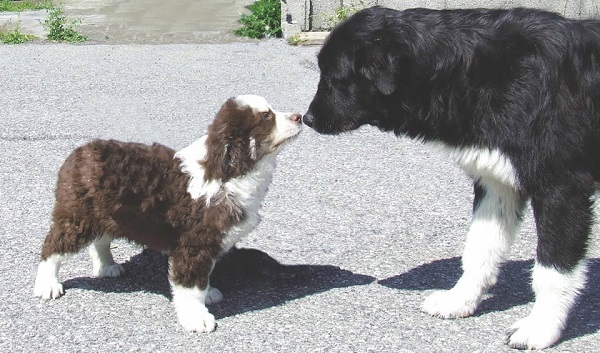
[281,0,600,38]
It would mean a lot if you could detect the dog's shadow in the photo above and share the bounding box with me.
[62,247,376,319]
[378,257,600,341]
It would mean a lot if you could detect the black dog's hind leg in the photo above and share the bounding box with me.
[506,175,593,349]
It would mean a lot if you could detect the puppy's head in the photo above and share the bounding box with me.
[203,95,302,182]
[304,7,403,134]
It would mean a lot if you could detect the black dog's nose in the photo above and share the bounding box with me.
[303,112,314,127]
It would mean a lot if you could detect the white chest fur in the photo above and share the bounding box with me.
[175,138,277,253]
[432,143,520,188]
[219,153,277,252]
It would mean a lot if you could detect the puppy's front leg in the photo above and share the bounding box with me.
[169,246,218,333]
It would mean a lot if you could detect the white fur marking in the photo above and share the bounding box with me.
[89,234,124,278]
[234,94,271,112]
[233,95,302,145]
[422,180,522,318]
[507,262,587,349]
[175,136,282,252]
[437,145,519,188]
[221,153,278,252]
[33,254,65,299]
[171,283,216,333]
[249,137,257,160]
[175,136,222,205]
[272,112,302,147]
[176,95,300,249]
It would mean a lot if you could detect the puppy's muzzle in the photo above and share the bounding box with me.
[290,113,302,123]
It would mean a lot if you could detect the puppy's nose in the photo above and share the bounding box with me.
[303,112,314,127]
[290,113,302,123]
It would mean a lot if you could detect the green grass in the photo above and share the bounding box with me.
[0,20,36,43]
[0,2,87,44]
[234,0,281,39]
[0,0,53,12]
[287,33,307,46]
[43,5,87,43]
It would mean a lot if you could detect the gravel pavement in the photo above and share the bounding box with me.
[1,41,600,353]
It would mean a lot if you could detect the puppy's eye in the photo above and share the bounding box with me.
[261,112,271,121]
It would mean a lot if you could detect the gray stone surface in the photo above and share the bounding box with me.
[283,0,600,38]
[0,10,48,39]
[1,0,255,44]
[281,0,310,40]
[62,0,255,43]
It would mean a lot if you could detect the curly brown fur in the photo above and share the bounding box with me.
[34,95,302,333]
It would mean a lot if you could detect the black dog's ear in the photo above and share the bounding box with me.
[360,44,396,95]
[373,69,396,95]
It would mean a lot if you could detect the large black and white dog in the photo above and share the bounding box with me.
[303,6,600,350]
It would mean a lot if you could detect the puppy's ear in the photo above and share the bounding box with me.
[222,143,233,177]
[220,138,254,181]
[361,44,396,95]
[204,102,256,182]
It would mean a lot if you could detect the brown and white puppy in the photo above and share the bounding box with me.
[33,95,302,332]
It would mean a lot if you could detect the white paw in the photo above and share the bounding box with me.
[422,289,478,318]
[177,309,217,333]
[33,278,64,300]
[34,256,64,299]
[94,263,125,278]
[171,284,217,333]
[506,315,562,350]
[205,287,223,305]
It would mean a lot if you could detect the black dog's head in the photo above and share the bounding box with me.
[304,7,406,134]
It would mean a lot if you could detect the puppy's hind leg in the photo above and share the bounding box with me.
[34,221,95,299]
[89,234,124,278]
[33,248,66,299]
[422,179,525,318]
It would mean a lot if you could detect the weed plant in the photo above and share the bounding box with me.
[0,20,36,43]
[234,0,281,39]
[43,5,87,42]
[323,1,368,30]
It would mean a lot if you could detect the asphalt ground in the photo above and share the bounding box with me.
[1,40,600,353]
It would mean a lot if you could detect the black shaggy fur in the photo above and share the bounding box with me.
[305,5,600,270]
[304,6,600,349]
